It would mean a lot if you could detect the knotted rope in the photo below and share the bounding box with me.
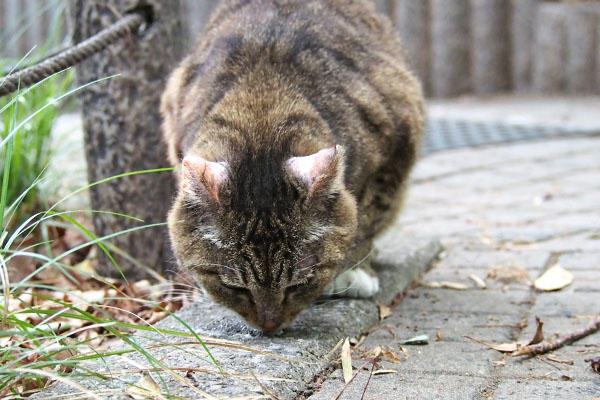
[0,12,146,98]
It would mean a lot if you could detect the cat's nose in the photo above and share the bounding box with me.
[262,321,280,332]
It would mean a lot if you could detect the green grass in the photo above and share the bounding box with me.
[0,69,74,230]
[0,77,221,396]
[0,0,73,231]
[0,6,223,398]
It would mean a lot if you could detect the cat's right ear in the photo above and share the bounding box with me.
[286,145,343,198]
[181,155,228,204]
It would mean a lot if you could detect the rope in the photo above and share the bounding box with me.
[0,12,146,98]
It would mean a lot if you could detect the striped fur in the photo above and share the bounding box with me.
[161,0,425,331]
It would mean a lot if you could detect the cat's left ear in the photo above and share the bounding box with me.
[286,145,344,197]
[181,155,228,204]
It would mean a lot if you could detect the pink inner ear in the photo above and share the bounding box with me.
[182,155,228,203]
[287,145,340,195]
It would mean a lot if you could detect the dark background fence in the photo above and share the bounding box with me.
[3,0,600,97]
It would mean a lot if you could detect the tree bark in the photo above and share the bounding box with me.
[72,0,182,280]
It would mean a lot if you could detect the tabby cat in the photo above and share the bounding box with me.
[161,0,425,332]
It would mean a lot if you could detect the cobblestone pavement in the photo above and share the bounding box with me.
[308,136,600,399]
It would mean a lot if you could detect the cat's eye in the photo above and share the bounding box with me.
[284,281,306,297]
[219,280,250,294]
[220,281,249,291]
[221,282,255,304]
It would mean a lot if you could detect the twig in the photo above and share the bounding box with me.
[514,315,600,357]
[360,359,376,400]
[333,358,374,400]
[545,355,574,366]
[250,369,281,400]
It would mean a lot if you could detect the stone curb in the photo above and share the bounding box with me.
[33,233,441,399]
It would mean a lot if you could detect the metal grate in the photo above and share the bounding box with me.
[422,118,600,154]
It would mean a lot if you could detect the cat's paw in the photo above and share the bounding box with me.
[324,268,380,298]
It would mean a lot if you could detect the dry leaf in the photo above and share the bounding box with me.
[464,336,520,353]
[378,302,392,320]
[381,350,403,363]
[436,330,443,341]
[528,316,544,345]
[534,264,573,291]
[126,373,164,400]
[421,281,469,290]
[487,266,531,285]
[361,346,383,359]
[469,274,487,289]
[341,338,352,384]
[400,335,428,345]
[466,316,545,354]
[72,258,95,275]
[371,369,397,375]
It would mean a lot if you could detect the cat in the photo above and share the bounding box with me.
[161,0,425,332]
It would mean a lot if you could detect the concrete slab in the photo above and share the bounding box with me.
[493,378,600,399]
[308,136,600,400]
[306,368,488,400]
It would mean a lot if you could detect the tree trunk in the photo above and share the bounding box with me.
[71,0,182,280]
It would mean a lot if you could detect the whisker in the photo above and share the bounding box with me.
[340,248,375,274]
[310,298,347,308]
[293,253,316,267]
[297,260,324,272]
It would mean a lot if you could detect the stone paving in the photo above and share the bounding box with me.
[41,103,600,399]
[308,136,600,399]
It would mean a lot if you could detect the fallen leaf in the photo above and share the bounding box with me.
[420,281,469,290]
[362,346,383,359]
[400,335,428,345]
[487,266,531,285]
[529,316,544,345]
[469,274,487,289]
[560,375,571,381]
[534,264,573,291]
[467,316,545,354]
[371,369,397,375]
[465,336,520,353]
[72,258,95,275]
[126,372,163,400]
[341,338,352,384]
[378,302,392,320]
[436,330,443,341]
[381,350,404,363]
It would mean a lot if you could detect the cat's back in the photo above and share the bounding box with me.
[162,0,424,173]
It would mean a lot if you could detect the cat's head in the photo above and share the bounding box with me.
[168,145,357,332]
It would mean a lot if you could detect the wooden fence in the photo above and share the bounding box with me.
[2,0,599,97]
